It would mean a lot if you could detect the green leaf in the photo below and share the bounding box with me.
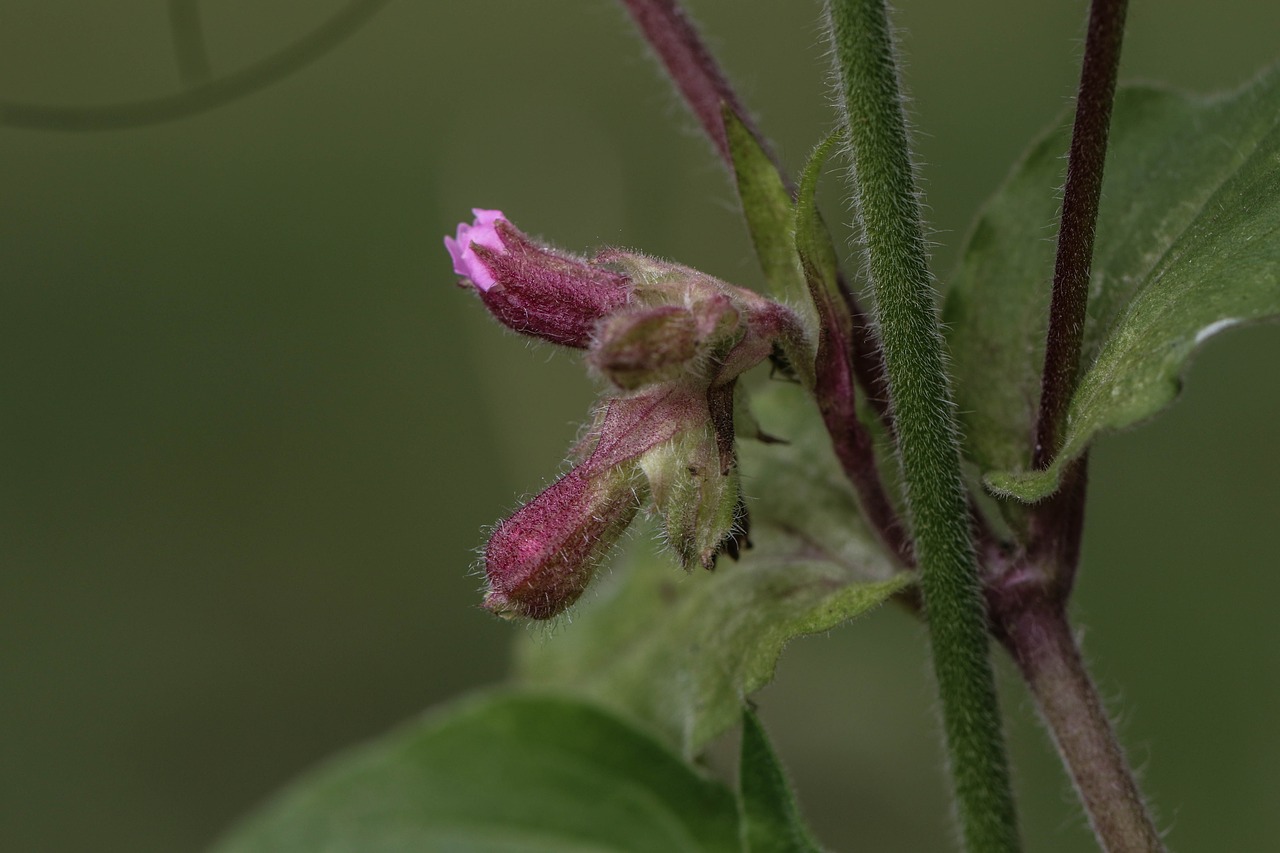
[792,132,844,310]
[213,692,740,853]
[945,68,1280,503]
[792,132,854,351]
[739,709,824,853]
[724,107,809,310]
[516,382,909,756]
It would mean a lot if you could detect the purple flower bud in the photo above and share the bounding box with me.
[445,210,630,347]
[482,386,703,620]
[483,465,642,620]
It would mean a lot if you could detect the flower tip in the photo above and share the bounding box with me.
[445,208,508,291]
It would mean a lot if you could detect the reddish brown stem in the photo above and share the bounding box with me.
[996,598,1164,852]
[1033,0,1129,469]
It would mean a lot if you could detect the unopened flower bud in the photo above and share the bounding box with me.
[445,209,630,347]
[482,386,702,620]
[484,465,641,620]
[639,417,744,571]
[594,248,810,386]
[589,305,699,389]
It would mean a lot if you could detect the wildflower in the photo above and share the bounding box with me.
[447,210,813,618]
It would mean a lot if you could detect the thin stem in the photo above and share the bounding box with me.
[814,313,913,566]
[617,0,894,429]
[0,0,390,132]
[825,2,1019,850]
[998,600,1165,852]
[168,0,213,86]
[1033,0,1129,469]
[618,0,771,168]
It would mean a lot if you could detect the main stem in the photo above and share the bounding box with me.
[999,601,1165,852]
[825,2,1019,850]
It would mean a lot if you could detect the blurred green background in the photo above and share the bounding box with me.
[2,1,1278,850]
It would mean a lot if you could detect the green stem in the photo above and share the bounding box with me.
[824,2,1020,850]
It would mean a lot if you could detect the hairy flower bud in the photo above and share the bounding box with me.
[483,465,642,620]
[637,382,747,570]
[445,209,630,347]
[482,386,702,620]
[639,422,743,570]
[588,305,700,389]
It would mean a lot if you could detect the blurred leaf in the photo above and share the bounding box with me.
[516,382,907,756]
[739,709,824,853]
[213,693,740,853]
[945,68,1280,503]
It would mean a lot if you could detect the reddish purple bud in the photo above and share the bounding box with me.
[482,386,703,620]
[446,211,630,348]
[483,465,641,620]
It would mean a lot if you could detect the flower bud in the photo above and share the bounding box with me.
[594,248,810,386]
[482,386,701,620]
[639,419,744,571]
[445,209,630,347]
[588,305,699,390]
[483,465,642,620]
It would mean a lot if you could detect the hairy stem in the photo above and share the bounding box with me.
[618,0,772,168]
[824,1,1019,850]
[998,600,1165,852]
[617,0,893,428]
[1033,0,1129,468]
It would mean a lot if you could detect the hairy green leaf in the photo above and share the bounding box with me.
[946,68,1280,503]
[739,709,824,853]
[793,132,844,307]
[793,132,853,349]
[213,693,740,853]
[724,107,809,311]
[515,382,907,756]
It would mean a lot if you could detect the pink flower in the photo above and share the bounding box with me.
[444,208,506,291]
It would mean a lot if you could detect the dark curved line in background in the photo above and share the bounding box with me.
[0,0,393,132]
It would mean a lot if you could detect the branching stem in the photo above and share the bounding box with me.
[168,0,213,86]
